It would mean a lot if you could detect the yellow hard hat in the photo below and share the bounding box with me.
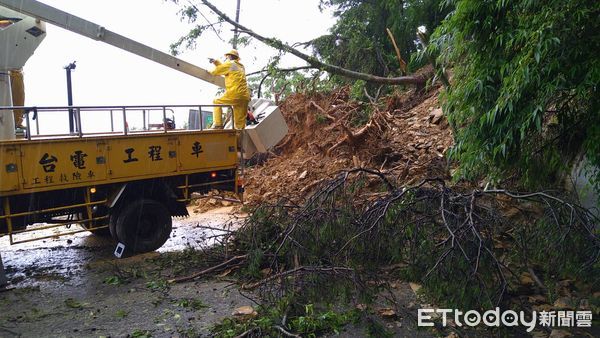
[225,49,240,59]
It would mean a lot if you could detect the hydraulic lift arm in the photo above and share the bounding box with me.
[0,0,225,88]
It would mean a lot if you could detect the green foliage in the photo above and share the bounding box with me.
[103,275,125,285]
[349,79,367,101]
[130,329,152,338]
[289,304,359,336]
[103,266,148,286]
[243,248,265,280]
[146,278,169,292]
[513,218,600,294]
[173,298,209,311]
[315,0,451,80]
[167,1,225,56]
[364,317,395,338]
[169,25,209,56]
[429,0,600,188]
[211,301,359,338]
[236,174,598,313]
[151,246,206,276]
[347,80,378,125]
[315,113,330,124]
[115,309,129,319]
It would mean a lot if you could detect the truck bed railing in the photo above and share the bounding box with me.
[1,188,109,245]
[0,104,234,140]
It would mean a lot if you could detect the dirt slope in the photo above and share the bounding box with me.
[244,85,454,204]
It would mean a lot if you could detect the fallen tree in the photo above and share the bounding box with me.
[169,0,429,86]
[174,169,599,335]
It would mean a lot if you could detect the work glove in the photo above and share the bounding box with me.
[208,58,216,64]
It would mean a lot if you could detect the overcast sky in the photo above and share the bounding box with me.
[21,0,334,107]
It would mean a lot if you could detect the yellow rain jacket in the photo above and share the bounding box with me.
[210,60,250,129]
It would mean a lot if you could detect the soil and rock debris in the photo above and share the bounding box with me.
[244,83,453,204]
[188,83,452,210]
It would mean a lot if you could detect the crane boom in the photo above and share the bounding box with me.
[0,0,225,88]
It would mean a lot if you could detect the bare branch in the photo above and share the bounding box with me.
[168,254,248,283]
[273,325,301,338]
[386,28,407,74]
[247,66,314,77]
[198,0,428,86]
[242,266,354,290]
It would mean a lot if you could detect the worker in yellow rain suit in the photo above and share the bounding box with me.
[9,69,25,129]
[209,50,250,130]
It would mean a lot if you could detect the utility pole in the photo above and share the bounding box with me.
[232,0,241,49]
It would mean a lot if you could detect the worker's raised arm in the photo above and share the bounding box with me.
[210,60,232,77]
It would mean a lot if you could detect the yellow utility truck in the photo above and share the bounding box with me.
[0,104,243,253]
[0,0,287,265]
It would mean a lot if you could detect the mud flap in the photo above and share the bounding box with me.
[0,252,7,286]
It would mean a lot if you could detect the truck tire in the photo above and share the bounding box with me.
[114,198,172,253]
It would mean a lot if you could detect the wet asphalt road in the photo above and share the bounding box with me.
[0,207,254,338]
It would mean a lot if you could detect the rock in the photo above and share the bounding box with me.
[409,282,422,294]
[355,303,367,311]
[389,281,401,289]
[445,332,459,338]
[549,329,572,338]
[298,170,308,180]
[377,308,397,318]
[520,272,535,286]
[429,108,444,124]
[232,306,257,318]
[553,297,574,309]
